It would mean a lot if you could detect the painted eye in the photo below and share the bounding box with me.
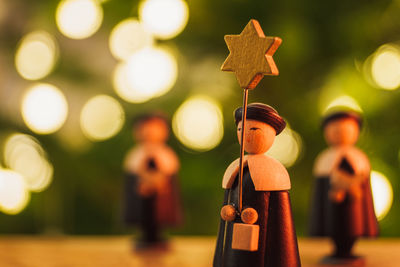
[250,127,260,131]
[237,128,242,131]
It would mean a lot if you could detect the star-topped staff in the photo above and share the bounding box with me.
[221,19,281,213]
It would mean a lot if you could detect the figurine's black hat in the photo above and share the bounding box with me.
[234,103,286,135]
[322,110,363,129]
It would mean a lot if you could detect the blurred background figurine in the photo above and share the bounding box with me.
[213,103,301,267]
[310,110,379,265]
[122,114,183,250]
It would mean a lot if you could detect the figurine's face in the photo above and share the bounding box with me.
[237,120,276,154]
[135,118,169,143]
[324,118,359,146]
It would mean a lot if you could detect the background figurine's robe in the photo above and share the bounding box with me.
[123,144,183,242]
[309,147,378,239]
[213,155,300,267]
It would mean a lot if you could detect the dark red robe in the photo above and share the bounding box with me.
[123,158,183,243]
[213,167,301,267]
[309,175,378,238]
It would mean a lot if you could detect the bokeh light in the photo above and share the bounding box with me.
[15,31,58,80]
[371,44,400,90]
[3,133,53,192]
[370,171,393,221]
[0,169,30,215]
[323,95,363,115]
[56,0,103,39]
[21,83,68,134]
[109,18,153,61]
[172,96,223,151]
[114,47,177,103]
[80,95,125,141]
[266,127,302,167]
[139,0,189,40]
[113,62,152,103]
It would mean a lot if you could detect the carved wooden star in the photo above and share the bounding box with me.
[221,19,282,89]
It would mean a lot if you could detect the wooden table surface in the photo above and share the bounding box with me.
[0,236,398,267]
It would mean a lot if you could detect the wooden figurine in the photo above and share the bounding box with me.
[213,103,301,266]
[309,110,379,265]
[213,19,300,267]
[123,114,183,250]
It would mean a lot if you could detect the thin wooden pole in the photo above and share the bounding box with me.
[222,88,248,260]
[238,88,249,213]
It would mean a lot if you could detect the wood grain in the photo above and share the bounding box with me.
[221,19,282,89]
[231,223,260,251]
[0,236,398,267]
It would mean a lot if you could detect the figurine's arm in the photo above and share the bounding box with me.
[153,146,180,176]
[330,151,371,202]
[123,147,147,174]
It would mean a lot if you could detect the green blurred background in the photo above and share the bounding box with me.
[0,0,398,237]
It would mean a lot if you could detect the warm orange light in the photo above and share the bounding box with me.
[370,171,393,221]
[126,47,178,98]
[15,31,58,80]
[322,95,363,115]
[267,126,302,167]
[109,18,153,61]
[172,96,224,151]
[371,44,400,90]
[139,0,189,40]
[56,0,103,39]
[3,133,53,192]
[21,83,68,134]
[112,62,153,103]
[113,47,178,103]
[80,95,125,141]
[0,169,30,215]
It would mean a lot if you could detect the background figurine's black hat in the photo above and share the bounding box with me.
[321,110,363,129]
[132,112,169,128]
[234,103,286,135]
